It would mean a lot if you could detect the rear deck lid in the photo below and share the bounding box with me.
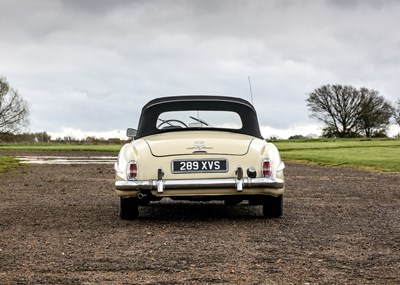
[144,131,254,157]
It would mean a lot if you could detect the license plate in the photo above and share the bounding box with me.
[172,159,228,173]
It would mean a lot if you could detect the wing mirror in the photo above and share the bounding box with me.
[126,128,137,138]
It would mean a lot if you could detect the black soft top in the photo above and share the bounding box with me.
[135,95,263,139]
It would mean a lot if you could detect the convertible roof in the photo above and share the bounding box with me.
[142,95,256,111]
[136,95,263,139]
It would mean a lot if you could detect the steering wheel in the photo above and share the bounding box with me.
[157,119,188,129]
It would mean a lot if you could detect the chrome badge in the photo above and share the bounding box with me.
[186,141,213,152]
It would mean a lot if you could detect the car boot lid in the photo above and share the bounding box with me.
[142,131,254,157]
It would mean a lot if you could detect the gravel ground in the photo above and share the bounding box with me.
[0,151,399,284]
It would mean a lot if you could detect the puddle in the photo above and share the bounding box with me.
[16,156,117,165]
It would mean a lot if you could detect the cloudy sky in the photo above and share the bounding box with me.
[1,0,400,139]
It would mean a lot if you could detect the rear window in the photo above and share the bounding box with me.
[157,110,242,130]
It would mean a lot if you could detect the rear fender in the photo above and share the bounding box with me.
[115,143,137,180]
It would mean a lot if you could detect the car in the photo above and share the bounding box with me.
[114,95,285,219]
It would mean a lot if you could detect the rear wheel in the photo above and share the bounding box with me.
[262,195,283,218]
[120,197,139,220]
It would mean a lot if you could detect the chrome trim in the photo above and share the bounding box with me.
[236,166,243,191]
[115,177,284,191]
[126,160,138,181]
[157,168,164,193]
[262,158,272,178]
[157,180,164,193]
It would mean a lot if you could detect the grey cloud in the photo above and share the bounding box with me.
[1,0,400,135]
[327,0,399,9]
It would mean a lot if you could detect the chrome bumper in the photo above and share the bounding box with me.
[115,177,284,193]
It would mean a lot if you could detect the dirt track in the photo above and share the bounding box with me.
[1,151,399,284]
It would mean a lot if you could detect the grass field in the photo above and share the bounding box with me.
[1,138,400,173]
[0,156,20,173]
[274,138,400,172]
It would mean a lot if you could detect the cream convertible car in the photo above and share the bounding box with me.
[114,96,285,219]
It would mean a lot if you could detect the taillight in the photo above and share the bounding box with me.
[262,159,272,177]
[127,161,137,180]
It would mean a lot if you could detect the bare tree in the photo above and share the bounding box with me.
[306,84,364,138]
[394,99,400,127]
[306,84,393,138]
[0,77,30,134]
[357,88,393,137]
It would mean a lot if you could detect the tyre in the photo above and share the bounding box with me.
[119,197,139,220]
[262,195,283,218]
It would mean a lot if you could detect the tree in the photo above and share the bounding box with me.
[306,84,392,138]
[306,84,364,138]
[394,99,400,127]
[0,77,29,134]
[357,88,392,137]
